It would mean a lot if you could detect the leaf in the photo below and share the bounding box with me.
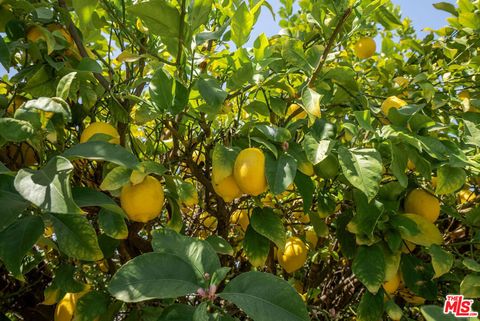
[190,0,212,31]
[435,166,466,195]
[0,175,29,232]
[463,119,480,147]
[205,235,234,256]
[432,2,458,16]
[141,160,167,176]
[211,267,231,286]
[193,302,210,321]
[0,35,10,71]
[152,229,220,280]
[72,0,97,30]
[49,213,103,261]
[429,244,453,278]
[392,214,443,246]
[347,190,384,239]
[159,304,195,321]
[56,72,78,100]
[400,255,437,300]
[420,305,459,321]
[100,166,132,191]
[149,69,173,112]
[356,291,384,321]
[460,274,480,298]
[301,87,321,117]
[243,226,270,267]
[128,0,180,39]
[76,58,102,73]
[255,125,292,143]
[197,78,227,111]
[219,271,310,321]
[23,97,72,122]
[293,172,314,212]
[463,258,480,272]
[108,252,200,302]
[75,291,110,321]
[63,141,139,168]
[265,153,297,195]
[389,143,408,188]
[354,110,375,132]
[250,207,286,249]
[302,135,332,165]
[14,156,83,214]
[231,2,254,47]
[0,216,43,278]
[212,145,240,183]
[0,118,34,142]
[52,264,86,293]
[72,187,125,216]
[98,209,128,240]
[338,147,383,202]
[352,245,385,294]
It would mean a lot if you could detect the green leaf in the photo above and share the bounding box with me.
[14,156,83,214]
[205,235,234,256]
[159,304,195,321]
[463,119,480,147]
[293,172,314,212]
[190,0,212,31]
[338,147,383,202]
[219,272,309,321]
[301,87,321,117]
[56,72,78,100]
[98,209,128,240]
[354,110,375,132]
[193,302,210,321]
[75,291,110,321]
[392,214,443,246]
[389,143,408,188]
[152,229,220,280]
[302,135,332,165]
[0,216,43,278]
[149,69,173,112]
[211,267,231,286]
[250,207,286,249]
[0,118,34,142]
[460,274,480,298]
[141,160,167,176]
[197,78,227,111]
[231,2,254,47]
[100,166,132,191]
[400,255,437,299]
[72,0,97,30]
[63,141,139,168]
[432,2,458,16]
[420,305,459,321]
[463,258,480,272]
[435,166,466,195]
[73,187,125,217]
[76,57,102,73]
[352,245,385,294]
[211,145,239,183]
[282,39,313,72]
[243,226,270,267]
[347,190,384,239]
[265,153,297,195]
[0,35,10,71]
[0,175,29,232]
[357,291,384,321]
[128,0,180,39]
[108,252,200,302]
[52,264,86,293]
[255,125,292,143]
[429,244,453,278]
[23,97,72,122]
[49,213,103,261]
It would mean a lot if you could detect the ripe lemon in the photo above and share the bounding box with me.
[198,212,218,238]
[404,188,440,223]
[383,272,400,294]
[286,103,307,121]
[6,96,26,115]
[233,148,267,196]
[305,229,318,248]
[394,76,409,88]
[381,96,407,117]
[80,122,120,144]
[459,90,470,100]
[0,143,38,167]
[458,188,476,204]
[26,25,46,42]
[406,159,416,171]
[54,293,77,321]
[120,176,164,222]
[354,37,376,59]
[277,236,308,273]
[213,174,242,202]
[314,154,339,179]
[298,160,314,176]
[230,209,249,232]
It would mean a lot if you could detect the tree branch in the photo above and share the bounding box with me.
[307,7,352,88]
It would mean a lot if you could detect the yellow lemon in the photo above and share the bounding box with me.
[305,229,318,248]
[0,143,38,168]
[200,212,218,232]
[381,96,407,117]
[286,103,307,121]
[213,174,242,202]
[431,176,437,189]
[230,209,249,232]
[80,122,120,144]
[6,96,26,115]
[394,76,409,88]
[233,148,267,196]
[458,188,476,204]
[26,25,46,43]
[54,293,77,321]
[383,272,400,294]
[406,159,416,171]
[120,176,164,222]
[293,211,310,223]
[298,160,314,176]
[277,237,308,273]
[404,188,440,223]
[354,37,376,59]
[459,90,470,100]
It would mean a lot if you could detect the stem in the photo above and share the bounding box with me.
[176,0,187,78]
[307,7,352,88]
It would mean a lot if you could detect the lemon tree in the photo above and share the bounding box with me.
[1,0,480,320]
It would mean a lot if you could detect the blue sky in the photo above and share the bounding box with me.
[0,0,456,77]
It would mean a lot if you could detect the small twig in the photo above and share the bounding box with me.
[307,7,352,88]
[176,0,187,77]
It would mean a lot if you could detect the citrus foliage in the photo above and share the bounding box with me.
[1,0,480,320]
